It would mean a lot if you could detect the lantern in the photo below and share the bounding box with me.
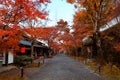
[21,47,26,54]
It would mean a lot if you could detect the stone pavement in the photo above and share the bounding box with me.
[27,54,114,80]
[0,65,17,73]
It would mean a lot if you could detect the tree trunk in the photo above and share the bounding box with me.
[92,33,98,58]
[109,62,113,74]
[31,41,34,63]
[96,32,104,70]
[75,48,78,56]
[94,18,104,65]
[5,52,8,66]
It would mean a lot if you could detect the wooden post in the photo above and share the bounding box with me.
[42,56,44,64]
[38,62,40,67]
[21,67,24,77]
[98,64,101,73]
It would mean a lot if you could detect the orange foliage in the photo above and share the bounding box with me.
[0,29,6,36]
[24,27,43,39]
[56,19,68,29]
[73,24,93,47]
[0,25,22,53]
[40,27,58,47]
[67,0,75,4]
[74,10,90,25]
[68,0,114,31]
[66,0,114,49]
[51,42,62,52]
[0,0,50,24]
[0,0,51,54]
[24,26,59,50]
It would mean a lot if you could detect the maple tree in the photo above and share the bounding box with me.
[66,1,120,71]
[40,27,58,47]
[22,0,50,60]
[0,0,50,25]
[67,0,115,59]
[56,19,77,55]
[72,10,94,56]
[68,0,114,32]
[50,42,62,53]
[56,19,90,56]
[0,23,22,54]
[0,0,50,60]
[25,26,59,57]
[56,19,68,28]
[56,19,70,53]
[60,32,76,55]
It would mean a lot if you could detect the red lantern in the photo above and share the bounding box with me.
[21,47,26,54]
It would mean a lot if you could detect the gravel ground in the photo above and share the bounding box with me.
[27,54,114,80]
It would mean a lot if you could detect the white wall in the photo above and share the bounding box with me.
[2,52,5,64]
[8,52,14,64]
[2,51,14,64]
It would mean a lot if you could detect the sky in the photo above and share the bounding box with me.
[46,0,75,26]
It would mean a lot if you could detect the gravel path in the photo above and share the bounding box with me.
[27,54,113,80]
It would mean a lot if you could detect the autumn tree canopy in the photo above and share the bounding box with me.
[67,0,114,32]
[0,23,22,53]
[0,0,50,26]
[0,0,50,55]
[66,0,115,49]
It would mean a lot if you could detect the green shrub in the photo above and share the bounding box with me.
[14,55,32,66]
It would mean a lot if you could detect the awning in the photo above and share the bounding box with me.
[20,40,42,47]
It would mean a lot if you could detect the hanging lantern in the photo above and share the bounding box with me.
[21,47,26,54]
